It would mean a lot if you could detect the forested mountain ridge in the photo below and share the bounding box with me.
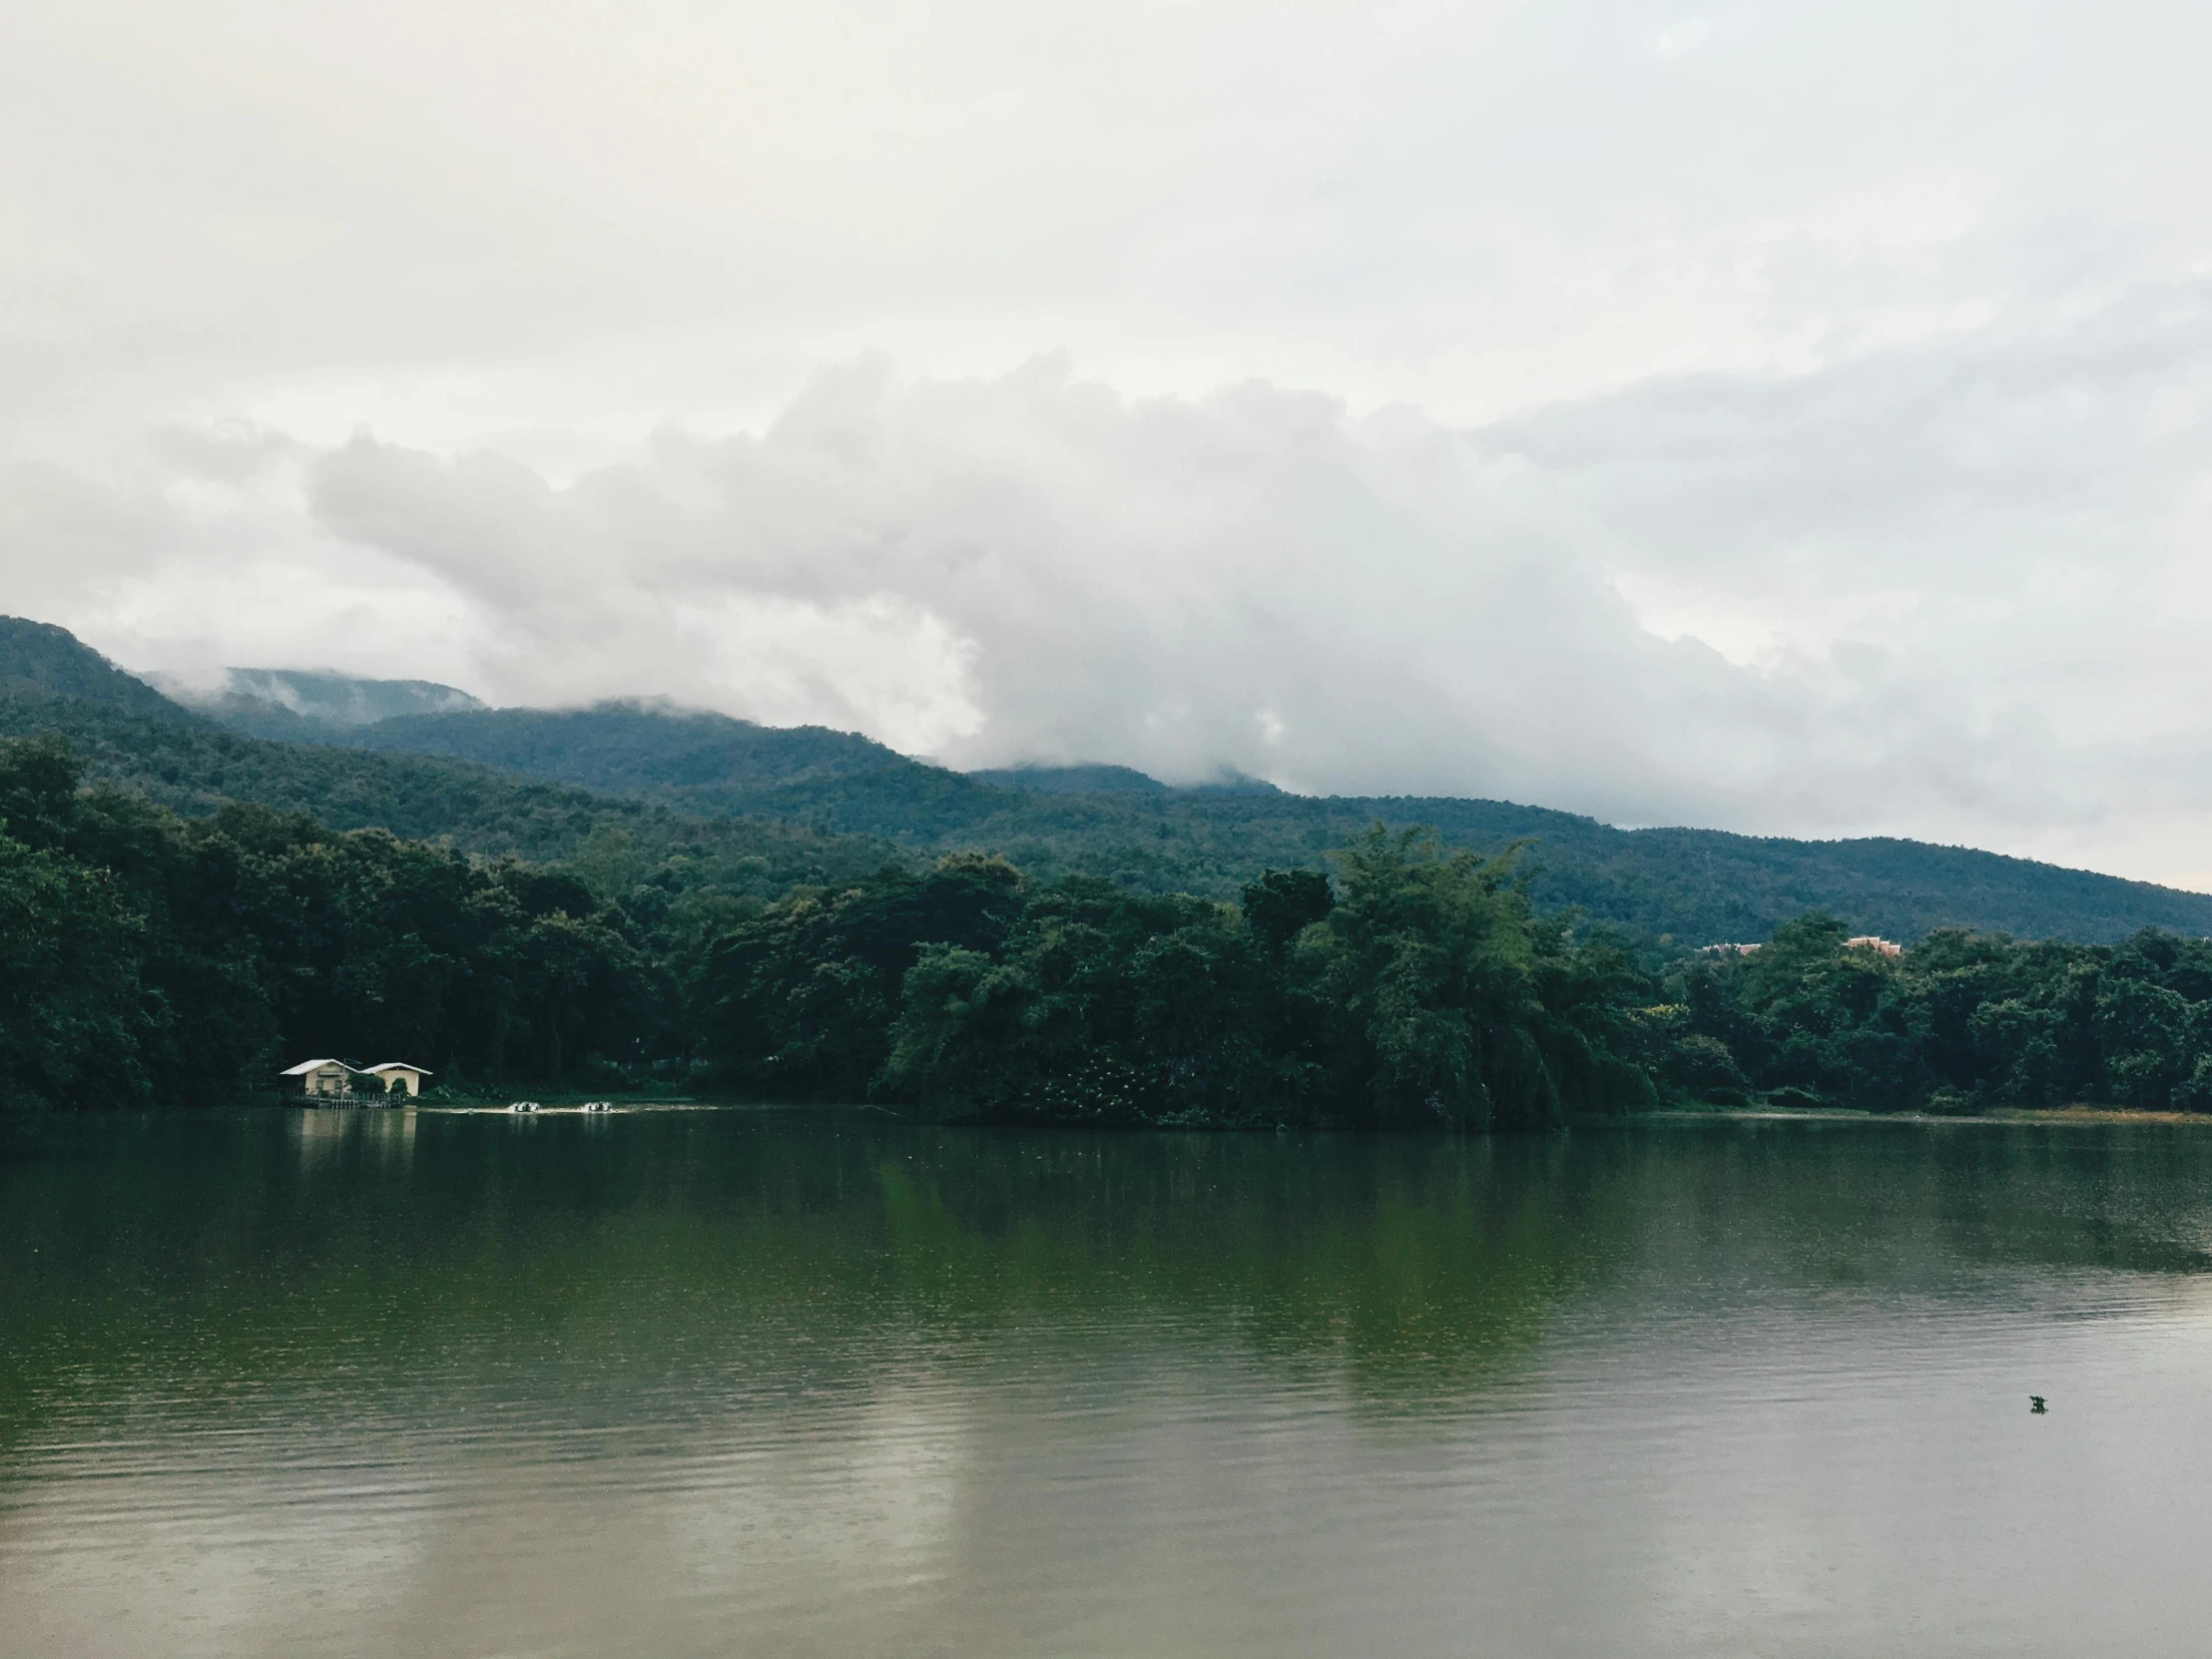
[206,690,2212,944]
[357,701,916,794]
[7,616,2211,945]
[0,688,904,900]
[0,618,196,725]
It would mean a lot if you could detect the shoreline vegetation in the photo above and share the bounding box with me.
[10,731,2212,1126]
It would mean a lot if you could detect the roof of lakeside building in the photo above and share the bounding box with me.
[362,1061,435,1075]
[278,1057,356,1076]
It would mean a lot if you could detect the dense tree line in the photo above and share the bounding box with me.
[699,831,1653,1128]
[10,729,2212,1120]
[1657,913,2212,1112]
[0,736,1648,1122]
[0,738,667,1108]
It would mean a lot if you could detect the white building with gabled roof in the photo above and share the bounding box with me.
[280,1058,358,1097]
[361,1061,434,1097]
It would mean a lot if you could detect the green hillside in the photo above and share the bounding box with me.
[358,701,903,794]
[0,619,193,724]
[717,771,2212,945]
[971,764,1173,795]
[198,678,2212,944]
[0,688,902,901]
[10,618,2210,946]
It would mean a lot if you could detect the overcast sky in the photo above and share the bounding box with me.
[3,0,2210,883]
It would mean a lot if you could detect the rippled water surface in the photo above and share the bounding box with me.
[5,1108,2212,1657]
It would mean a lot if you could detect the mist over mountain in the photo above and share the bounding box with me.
[150,668,486,742]
[6,618,2206,946]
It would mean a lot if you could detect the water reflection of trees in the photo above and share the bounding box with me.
[6,1113,2212,1455]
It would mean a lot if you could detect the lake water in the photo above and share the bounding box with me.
[4,1108,2211,1657]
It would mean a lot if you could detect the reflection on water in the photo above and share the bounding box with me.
[292,1102,416,1172]
[4,1110,2212,1656]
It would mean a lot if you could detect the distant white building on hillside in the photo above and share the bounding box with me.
[1846,936,1905,957]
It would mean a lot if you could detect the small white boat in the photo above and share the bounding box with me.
[508,1101,540,1113]
[582,1101,613,1113]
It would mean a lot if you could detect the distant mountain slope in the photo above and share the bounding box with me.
[355,702,910,795]
[704,776,2212,945]
[1154,795,2212,947]
[0,676,901,899]
[191,686,2212,944]
[0,618,197,724]
[973,764,1281,797]
[152,668,486,740]
[970,764,1172,795]
[13,619,2209,945]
